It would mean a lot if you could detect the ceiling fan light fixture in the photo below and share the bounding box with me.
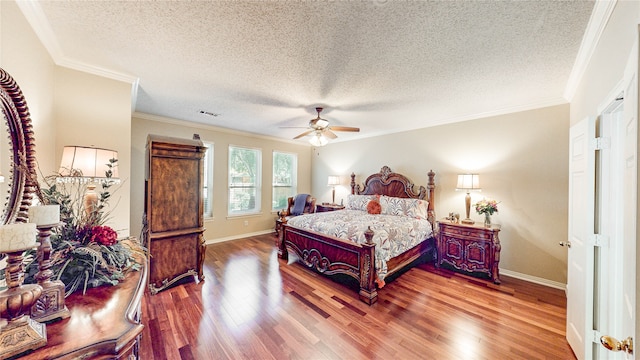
[315,118,329,129]
[309,132,328,147]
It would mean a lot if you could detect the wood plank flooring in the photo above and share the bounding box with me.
[139,234,576,359]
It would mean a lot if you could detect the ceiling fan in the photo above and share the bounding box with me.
[287,107,360,146]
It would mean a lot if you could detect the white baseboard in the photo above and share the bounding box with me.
[500,268,567,291]
[204,229,274,245]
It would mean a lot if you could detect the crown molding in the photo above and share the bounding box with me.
[564,0,617,101]
[16,0,139,86]
[133,111,306,146]
[346,96,569,143]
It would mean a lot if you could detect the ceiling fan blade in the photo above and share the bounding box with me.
[329,126,360,132]
[324,130,338,139]
[293,130,313,139]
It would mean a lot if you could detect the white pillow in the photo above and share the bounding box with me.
[380,196,429,219]
[346,194,376,211]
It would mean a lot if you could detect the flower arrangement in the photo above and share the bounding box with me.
[23,159,145,295]
[475,199,499,215]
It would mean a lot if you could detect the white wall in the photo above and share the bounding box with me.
[1,1,133,237]
[53,67,132,236]
[571,1,640,126]
[0,0,56,181]
[9,0,633,287]
[312,104,570,285]
[131,114,312,243]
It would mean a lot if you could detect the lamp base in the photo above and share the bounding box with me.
[461,218,475,225]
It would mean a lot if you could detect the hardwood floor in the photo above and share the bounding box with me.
[139,234,576,359]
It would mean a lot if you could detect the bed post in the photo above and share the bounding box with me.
[350,172,357,195]
[358,226,378,305]
[427,169,436,225]
[277,224,288,260]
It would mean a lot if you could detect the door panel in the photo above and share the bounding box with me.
[618,51,636,359]
[598,35,637,360]
[567,117,596,360]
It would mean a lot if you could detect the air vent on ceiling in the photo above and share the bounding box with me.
[199,110,220,117]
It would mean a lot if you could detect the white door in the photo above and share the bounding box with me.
[567,116,597,360]
[599,43,638,359]
[618,55,637,359]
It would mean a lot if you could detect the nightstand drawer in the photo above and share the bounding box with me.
[440,225,493,240]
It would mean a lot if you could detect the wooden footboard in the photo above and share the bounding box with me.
[279,223,378,304]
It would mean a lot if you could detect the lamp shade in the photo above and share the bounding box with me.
[456,174,481,191]
[58,146,119,183]
[327,175,340,186]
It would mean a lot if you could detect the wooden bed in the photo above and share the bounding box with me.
[277,166,436,305]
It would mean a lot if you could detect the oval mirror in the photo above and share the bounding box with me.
[0,68,37,224]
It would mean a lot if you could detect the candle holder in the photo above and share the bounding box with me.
[30,223,70,322]
[0,250,47,358]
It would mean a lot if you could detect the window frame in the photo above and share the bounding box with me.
[202,141,214,219]
[272,150,297,211]
[227,145,262,216]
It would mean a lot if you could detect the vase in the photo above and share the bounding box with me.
[484,213,491,227]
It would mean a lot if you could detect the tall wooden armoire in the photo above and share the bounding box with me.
[145,134,206,294]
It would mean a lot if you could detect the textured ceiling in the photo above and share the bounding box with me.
[27,1,594,144]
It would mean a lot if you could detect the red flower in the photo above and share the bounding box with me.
[90,225,118,246]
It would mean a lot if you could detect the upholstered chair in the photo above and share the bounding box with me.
[274,194,316,236]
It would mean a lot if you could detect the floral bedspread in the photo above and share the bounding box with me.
[286,209,434,280]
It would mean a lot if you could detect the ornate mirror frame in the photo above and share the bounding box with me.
[0,68,37,224]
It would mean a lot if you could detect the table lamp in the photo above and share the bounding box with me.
[328,175,340,205]
[57,146,120,217]
[456,174,481,224]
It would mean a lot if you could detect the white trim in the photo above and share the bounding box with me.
[17,1,138,85]
[130,78,140,112]
[597,79,625,115]
[500,268,566,290]
[56,58,138,84]
[204,230,273,245]
[346,98,569,143]
[564,0,618,101]
[134,111,304,145]
[15,1,63,62]
[224,213,264,220]
[16,1,139,91]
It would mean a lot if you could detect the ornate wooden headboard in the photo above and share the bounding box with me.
[349,166,436,223]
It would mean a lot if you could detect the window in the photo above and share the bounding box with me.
[203,142,213,218]
[272,151,297,211]
[228,146,261,215]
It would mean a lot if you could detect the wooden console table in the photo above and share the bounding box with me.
[19,258,148,359]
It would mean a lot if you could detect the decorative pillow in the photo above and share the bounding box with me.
[380,196,429,219]
[346,194,375,211]
[412,199,430,219]
[367,196,382,214]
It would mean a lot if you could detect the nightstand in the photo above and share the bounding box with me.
[436,220,501,284]
[316,203,345,212]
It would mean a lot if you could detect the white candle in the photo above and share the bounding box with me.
[0,223,38,253]
[28,205,60,226]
